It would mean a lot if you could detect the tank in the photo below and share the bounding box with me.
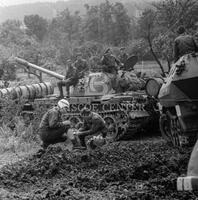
[13,57,158,141]
[146,52,198,146]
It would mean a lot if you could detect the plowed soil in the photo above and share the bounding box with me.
[0,137,197,200]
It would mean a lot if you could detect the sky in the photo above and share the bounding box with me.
[0,0,69,7]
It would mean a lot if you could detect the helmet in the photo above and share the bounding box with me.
[58,99,70,109]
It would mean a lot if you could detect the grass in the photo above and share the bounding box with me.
[0,119,39,153]
[0,117,40,168]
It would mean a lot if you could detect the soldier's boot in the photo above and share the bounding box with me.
[77,135,87,150]
[57,81,64,98]
[177,140,198,191]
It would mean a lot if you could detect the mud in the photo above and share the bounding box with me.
[0,137,197,200]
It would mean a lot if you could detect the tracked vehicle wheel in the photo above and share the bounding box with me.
[159,114,172,144]
[159,113,192,147]
[170,118,182,147]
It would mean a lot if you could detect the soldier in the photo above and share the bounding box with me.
[57,59,78,98]
[77,108,107,149]
[101,48,123,74]
[39,99,71,149]
[74,53,89,79]
[118,47,128,64]
[174,26,198,62]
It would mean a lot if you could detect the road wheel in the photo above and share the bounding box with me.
[159,114,172,144]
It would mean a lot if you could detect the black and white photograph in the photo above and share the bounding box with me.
[0,0,198,199]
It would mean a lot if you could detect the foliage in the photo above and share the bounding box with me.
[83,1,131,45]
[153,0,198,31]
[0,98,49,153]
[135,0,198,74]
[24,15,48,41]
[0,0,198,79]
[0,59,16,80]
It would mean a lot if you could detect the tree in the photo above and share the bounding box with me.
[153,0,198,31]
[83,1,131,46]
[153,33,175,72]
[24,15,48,41]
[83,5,101,41]
[0,20,24,46]
[99,0,114,44]
[54,9,82,42]
[137,9,166,76]
[112,2,131,45]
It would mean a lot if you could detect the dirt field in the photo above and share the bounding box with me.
[0,136,197,200]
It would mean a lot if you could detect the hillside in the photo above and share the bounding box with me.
[0,0,153,23]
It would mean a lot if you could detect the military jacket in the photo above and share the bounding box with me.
[39,107,64,130]
[74,59,89,77]
[80,112,107,135]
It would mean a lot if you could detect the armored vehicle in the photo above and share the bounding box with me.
[2,57,158,141]
[146,52,198,146]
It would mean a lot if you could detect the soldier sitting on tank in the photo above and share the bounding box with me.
[39,99,71,149]
[74,52,89,79]
[118,47,128,65]
[76,108,107,150]
[101,48,123,74]
[101,48,123,90]
[57,59,78,98]
[174,26,198,63]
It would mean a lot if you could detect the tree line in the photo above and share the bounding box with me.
[0,0,198,80]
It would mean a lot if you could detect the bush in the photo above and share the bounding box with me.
[0,98,42,153]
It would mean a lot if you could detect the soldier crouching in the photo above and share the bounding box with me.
[39,99,71,149]
[76,108,107,150]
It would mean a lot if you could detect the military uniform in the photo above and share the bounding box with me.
[118,53,128,64]
[101,54,121,74]
[57,64,78,97]
[74,59,89,79]
[174,34,198,62]
[39,107,70,148]
[78,112,107,147]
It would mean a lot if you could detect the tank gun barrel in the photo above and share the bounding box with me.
[14,57,64,80]
[0,82,54,100]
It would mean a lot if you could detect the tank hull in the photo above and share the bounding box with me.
[158,53,198,147]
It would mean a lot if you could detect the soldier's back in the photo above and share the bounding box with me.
[175,34,197,57]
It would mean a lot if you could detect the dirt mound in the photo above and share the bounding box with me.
[0,138,197,199]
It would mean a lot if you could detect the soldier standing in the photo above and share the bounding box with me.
[77,108,107,149]
[39,99,71,149]
[174,26,198,62]
[57,59,78,98]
